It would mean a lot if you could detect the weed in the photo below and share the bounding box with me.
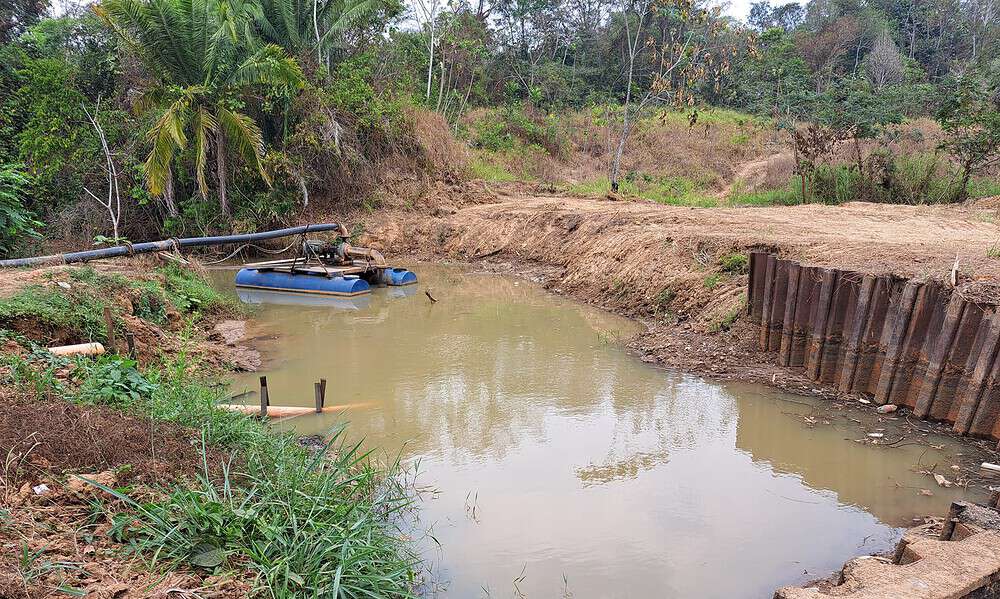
[718,253,749,275]
[703,273,722,289]
[158,264,233,316]
[470,156,518,182]
[655,287,675,309]
[710,297,746,333]
[0,285,112,343]
[988,241,1000,259]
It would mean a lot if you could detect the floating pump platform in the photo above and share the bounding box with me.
[234,227,416,299]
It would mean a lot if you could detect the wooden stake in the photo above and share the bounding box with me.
[314,382,324,413]
[259,376,269,418]
[125,331,136,360]
[103,306,117,353]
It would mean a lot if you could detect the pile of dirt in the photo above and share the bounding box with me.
[0,392,226,489]
[355,190,1000,391]
[0,259,259,371]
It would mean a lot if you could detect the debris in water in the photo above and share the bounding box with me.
[920,489,934,496]
[877,404,898,414]
[867,432,884,439]
[933,474,953,488]
[981,462,1000,476]
[425,289,438,303]
[858,398,871,405]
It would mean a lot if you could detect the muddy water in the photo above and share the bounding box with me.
[218,264,983,599]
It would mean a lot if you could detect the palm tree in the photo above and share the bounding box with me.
[255,0,383,66]
[95,0,303,216]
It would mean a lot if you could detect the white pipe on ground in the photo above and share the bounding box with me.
[48,342,106,356]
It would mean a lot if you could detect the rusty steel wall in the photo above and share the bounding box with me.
[748,251,1000,440]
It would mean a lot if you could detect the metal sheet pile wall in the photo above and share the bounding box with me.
[749,251,1000,440]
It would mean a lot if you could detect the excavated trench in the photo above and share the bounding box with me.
[217,263,992,598]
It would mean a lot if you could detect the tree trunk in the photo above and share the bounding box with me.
[163,167,179,217]
[610,114,631,192]
[216,131,230,216]
[425,29,435,100]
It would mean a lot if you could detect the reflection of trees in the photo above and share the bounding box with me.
[575,382,738,486]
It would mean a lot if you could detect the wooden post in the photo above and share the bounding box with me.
[940,501,964,541]
[314,381,324,413]
[259,376,269,418]
[103,306,117,353]
[125,331,136,360]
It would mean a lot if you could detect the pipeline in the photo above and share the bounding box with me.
[0,223,345,268]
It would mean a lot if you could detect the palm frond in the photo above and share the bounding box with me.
[216,106,271,186]
[227,44,304,88]
[193,106,219,197]
[144,98,193,195]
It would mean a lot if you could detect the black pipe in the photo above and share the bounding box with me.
[0,223,344,268]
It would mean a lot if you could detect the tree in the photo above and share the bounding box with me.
[95,0,303,216]
[936,71,1000,203]
[1,0,48,43]
[255,0,390,66]
[865,28,903,90]
[607,0,743,192]
[412,0,443,100]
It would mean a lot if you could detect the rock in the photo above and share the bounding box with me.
[67,471,117,495]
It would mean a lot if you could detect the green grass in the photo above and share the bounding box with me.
[703,273,722,289]
[567,174,717,207]
[654,106,766,128]
[6,349,419,596]
[710,298,745,333]
[727,179,802,207]
[0,283,114,342]
[469,155,518,182]
[0,265,239,344]
[718,252,749,275]
[969,176,1000,199]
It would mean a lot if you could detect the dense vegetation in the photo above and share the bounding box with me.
[0,0,998,254]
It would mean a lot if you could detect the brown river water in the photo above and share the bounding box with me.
[214,263,984,599]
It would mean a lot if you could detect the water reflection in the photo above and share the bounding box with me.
[218,264,982,599]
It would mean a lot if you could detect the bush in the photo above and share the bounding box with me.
[0,163,43,253]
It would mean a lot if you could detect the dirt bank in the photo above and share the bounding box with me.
[362,190,1000,387]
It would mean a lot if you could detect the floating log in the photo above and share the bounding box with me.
[218,402,372,418]
[48,342,105,356]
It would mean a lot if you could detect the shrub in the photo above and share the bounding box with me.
[0,163,43,254]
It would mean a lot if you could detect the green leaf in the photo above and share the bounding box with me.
[189,544,226,567]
